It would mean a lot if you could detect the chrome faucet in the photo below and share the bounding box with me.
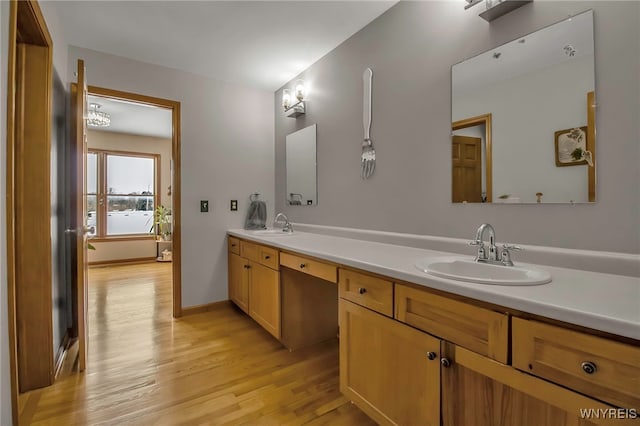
[274,213,293,233]
[470,223,522,266]
[470,223,498,262]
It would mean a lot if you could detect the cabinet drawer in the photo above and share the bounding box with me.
[395,283,508,363]
[280,252,337,283]
[512,318,640,409]
[240,240,279,270]
[228,236,240,255]
[339,269,393,317]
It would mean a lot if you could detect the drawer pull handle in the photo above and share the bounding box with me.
[264,255,271,259]
[358,287,367,295]
[299,263,306,269]
[440,358,451,368]
[243,264,250,269]
[231,244,236,247]
[427,352,437,361]
[581,361,597,375]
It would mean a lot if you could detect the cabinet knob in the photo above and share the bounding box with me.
[427,352,437,360]
[440,358,451,368]
[358,287,367,295]
[244,264,250,269]
[581,361,597,375]
[231,244,236,247]
[265,255,271,259]
[299,263,306,269]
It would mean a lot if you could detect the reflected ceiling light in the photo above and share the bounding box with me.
[282,79,307,118]
[87,103,111,127]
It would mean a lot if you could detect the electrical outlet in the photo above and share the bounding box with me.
[200,200,209,212]
[230,200,238,211]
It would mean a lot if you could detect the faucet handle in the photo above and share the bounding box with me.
[469,239,484,247]
[500,244,522,266]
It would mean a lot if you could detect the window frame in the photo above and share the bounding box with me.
[88,148,161,241]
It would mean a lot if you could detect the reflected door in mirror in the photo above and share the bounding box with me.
[452,136,483,203]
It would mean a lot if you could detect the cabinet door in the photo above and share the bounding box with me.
[249,261,280,339]
[340,299,440,426]
[441,342,617,426]
[228,252,249,314]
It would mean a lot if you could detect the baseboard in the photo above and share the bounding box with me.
[53,330,71,379]
[89,256,157,267]
[181,300,232,316]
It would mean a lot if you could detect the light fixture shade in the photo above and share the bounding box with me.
[87,103,111,127]
[294,79,306,101]
[282,89,292,110]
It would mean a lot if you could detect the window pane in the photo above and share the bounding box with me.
[106,155,154,195]
[87,195,97,237]
[106,196,154,235]
[87,152,97,194]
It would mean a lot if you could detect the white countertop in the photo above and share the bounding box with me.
[228,229,640,341]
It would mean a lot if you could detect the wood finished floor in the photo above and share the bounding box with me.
[20,263,373,425]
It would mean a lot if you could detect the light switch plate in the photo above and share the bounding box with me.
[230,200,238,211]
[200,200,209,212]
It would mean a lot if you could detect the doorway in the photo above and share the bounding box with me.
[452,113,493,203]
[85,86,182,318]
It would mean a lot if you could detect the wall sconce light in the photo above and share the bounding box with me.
[282,79,306,118]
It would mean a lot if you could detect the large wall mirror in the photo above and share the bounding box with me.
[451,10,596,204]
[286,124,317,206]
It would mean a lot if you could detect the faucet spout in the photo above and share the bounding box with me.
[274,213,293,233]
[474,223,498,262]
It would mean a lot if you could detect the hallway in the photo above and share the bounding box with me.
[19,263,372,425]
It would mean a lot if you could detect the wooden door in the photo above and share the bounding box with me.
[340,299,440,426]
[441,342,613,426]
[71,59,89,371]
[452,135,482,203]
[228,253,249,313]
[248,262,280,339]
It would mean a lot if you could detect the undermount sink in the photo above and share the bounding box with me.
[415,256,551,286]
[249,229,294,236]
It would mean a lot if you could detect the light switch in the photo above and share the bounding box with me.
[230,200,238,211]
[200,200,209,212]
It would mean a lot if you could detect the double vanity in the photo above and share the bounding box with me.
[227,227,639,425]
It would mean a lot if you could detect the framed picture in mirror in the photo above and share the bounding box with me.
[554,126,588,167]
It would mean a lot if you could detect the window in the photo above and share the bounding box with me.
[88,150,159,239]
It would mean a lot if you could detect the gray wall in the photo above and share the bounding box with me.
[68,46,275,307]
[275,1,640,254]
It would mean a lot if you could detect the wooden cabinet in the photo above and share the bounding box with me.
[248,261,280,339]
[340,299,440,426]
[339,268,393,317]
[512,318,640,409]
[228,252,249,314]
[228,237,280,338]
[395,283,509,363]
[280,252,337,283]
[441,342,615,426]
[227,234,639,426]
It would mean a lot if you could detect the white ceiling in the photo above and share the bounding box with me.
[53,1,397,91]
[453,10,594,96]
[88,95,173,139]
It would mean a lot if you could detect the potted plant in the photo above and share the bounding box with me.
[152,205,172,241]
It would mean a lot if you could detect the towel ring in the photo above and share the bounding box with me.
[249,193,260,202]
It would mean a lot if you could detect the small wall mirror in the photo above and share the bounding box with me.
[451,10,596,204]
[286,124,317,206]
